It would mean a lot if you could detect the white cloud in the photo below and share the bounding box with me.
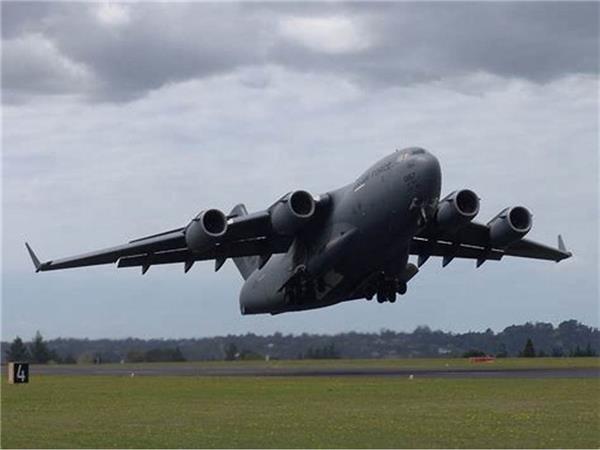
[278,16,371,54]
[95,3,131,27]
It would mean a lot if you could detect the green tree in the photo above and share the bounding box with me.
[172,346,186,362]
[29,331,52,363]
[62,354,76,364]
[463,349,486,358]
[77,352,96,364]
[521,338,536,358]
[496,343,508,358]
[224,343,238,361]
[239,349,263,360]
[6,336,30,362]
[126,350,145,363]
[585,342,596,357]
[144,347,187,362]
[571,345,583,357]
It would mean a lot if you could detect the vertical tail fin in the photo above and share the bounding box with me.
[229,204,259,280]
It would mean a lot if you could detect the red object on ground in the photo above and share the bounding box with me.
[469,356,496,363]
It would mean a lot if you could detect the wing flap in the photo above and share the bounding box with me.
[117,237,292,269]
[418,222,492,247]
[225,210,273,241]
[129,227,185,243]
[410,237,503,262]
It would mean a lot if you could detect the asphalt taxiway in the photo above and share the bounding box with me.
[27,364,600,378]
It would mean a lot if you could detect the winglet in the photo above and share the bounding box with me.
[25,242,42,272]
[557,234,572,260]
[558,234,567,252]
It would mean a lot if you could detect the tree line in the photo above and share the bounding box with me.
[4,331,77,364]
[2,320,598,364]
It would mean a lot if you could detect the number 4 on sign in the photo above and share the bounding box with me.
[16,365,26,382]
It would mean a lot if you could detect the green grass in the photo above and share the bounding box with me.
[2,372,599,448]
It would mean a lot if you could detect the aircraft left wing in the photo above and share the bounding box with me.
[25,209,291,274]
[26,190,329,274]
[26,227,188,272]
[411,221,572,267]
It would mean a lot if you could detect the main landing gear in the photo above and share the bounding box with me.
[366,276,408,304]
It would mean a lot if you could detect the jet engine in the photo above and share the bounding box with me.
[185,209,228,253]
[435,189,480,231]
[270,190,316,235]
[488,206,532,247]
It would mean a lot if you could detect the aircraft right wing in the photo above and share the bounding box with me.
[411,221,572,267]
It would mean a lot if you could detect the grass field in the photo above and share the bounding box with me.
[2,359,599,448]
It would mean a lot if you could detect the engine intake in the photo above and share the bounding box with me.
[488,206,532,247]
[436,189,480,231]
[271,190,316,235]
[185,208,228,253]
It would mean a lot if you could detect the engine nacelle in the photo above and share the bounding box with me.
[185,208,228,253]
[270,190,316,235]
[436,189,480,231]
[488,206,532,247]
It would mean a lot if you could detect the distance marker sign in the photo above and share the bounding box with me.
[8,362,29,384]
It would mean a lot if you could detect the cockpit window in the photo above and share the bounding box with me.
[396,151,409,162]
[397,147,424,162]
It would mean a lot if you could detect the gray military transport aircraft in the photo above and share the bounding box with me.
[26,147,571,315]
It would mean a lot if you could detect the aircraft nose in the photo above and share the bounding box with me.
[415,150,441,199]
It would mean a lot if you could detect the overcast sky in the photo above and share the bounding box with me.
[2,2,598,340]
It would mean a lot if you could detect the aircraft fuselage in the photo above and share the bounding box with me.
[240,148,442,314]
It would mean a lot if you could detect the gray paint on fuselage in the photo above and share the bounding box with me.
[240,147,442,315]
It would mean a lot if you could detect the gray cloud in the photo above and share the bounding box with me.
[3,68,597,338]
[2,2,598,103]
[2,3,598,339]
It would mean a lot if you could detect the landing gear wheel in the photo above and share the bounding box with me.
[388,290,397,303]
[383,279,397,303]
[377,291,386,303]
[397,282,407,295]
[365,286,376,301]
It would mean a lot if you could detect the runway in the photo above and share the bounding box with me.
[27,364,600,379]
